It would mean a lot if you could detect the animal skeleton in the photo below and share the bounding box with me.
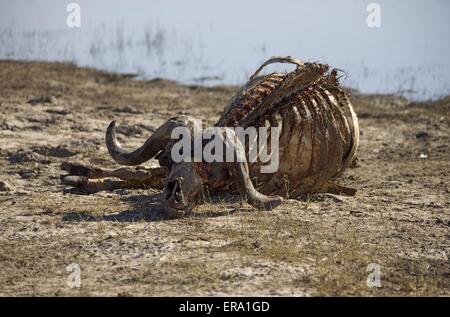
[61,56,359,217]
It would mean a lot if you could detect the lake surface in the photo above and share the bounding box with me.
[1,0,449,100]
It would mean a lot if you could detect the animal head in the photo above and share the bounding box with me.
[163,162,204,215]
[105,118,282,217]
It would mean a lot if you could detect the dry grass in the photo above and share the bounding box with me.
[0,61,448,296]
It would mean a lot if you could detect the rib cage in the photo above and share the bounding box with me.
[215,57,359,198]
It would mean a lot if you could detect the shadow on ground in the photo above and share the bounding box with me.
[61,192,244,222]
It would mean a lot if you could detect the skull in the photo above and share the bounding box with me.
[163,162,204,217]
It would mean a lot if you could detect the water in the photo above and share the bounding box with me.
[1,0,449,101]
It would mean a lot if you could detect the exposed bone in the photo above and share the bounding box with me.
[106,116,194,166]
[249,56,304,80]
[61,162,166,193]
[61,176,153,194]
[61,56,359,216]
[223,128,283,210]
[217,57,360,198]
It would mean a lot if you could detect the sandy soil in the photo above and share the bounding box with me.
[0,60,448,296]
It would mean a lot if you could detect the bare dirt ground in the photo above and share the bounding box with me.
[0,60,448,296]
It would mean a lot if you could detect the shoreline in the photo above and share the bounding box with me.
[2,58,448,103]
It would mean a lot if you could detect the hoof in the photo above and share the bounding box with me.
[61,175,98,194]
[61,162,91,176]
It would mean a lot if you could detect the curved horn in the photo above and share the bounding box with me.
[106,116,190,166]
[223,129,283,210]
